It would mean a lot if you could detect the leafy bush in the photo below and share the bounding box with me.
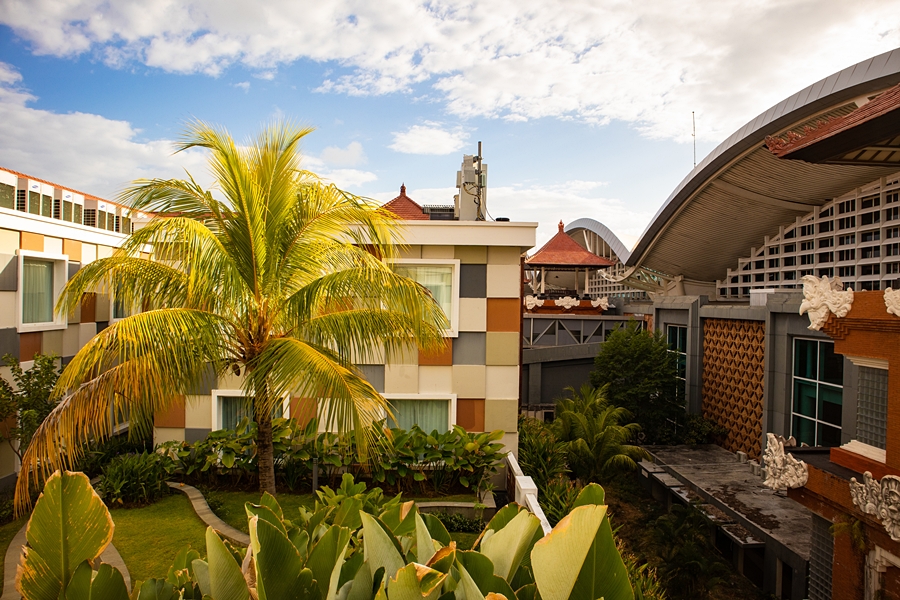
[518,416,568,490]
[96,452,169,506]
[678,414,728,446]
[539,476,582,526]
[0,353,60,461]
[429,510,485,533]
[76,432,153,477]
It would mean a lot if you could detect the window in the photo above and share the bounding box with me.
[838,266,855,278]
[387,395,454,432]
[16,250,68,333]
[861,211,880,226]
[818,251,833,263]
[861,264,880,276]
[800,224,814,237]
[837,217,854,230]
[818,238,833,248]
[792,338,843,446]
[838,234,855,246]
[861,246,881,259]
[667,325,687,403]
[838,249,855,262]
[856,366,888,450]
[392,259,460,336]
[819,221,834,233]
[861,196,880,209]
[212,390,287,430]
[861,230,880,243]
[784,256,796,267]
[768,258,779,268]
[784,243,796,252]
[801,241,815,251]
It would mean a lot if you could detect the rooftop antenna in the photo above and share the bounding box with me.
[692,111,696,168]
[475,141,484,221]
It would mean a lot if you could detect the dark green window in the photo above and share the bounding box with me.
[28,191,40,214]
[0,183,13,209]
[792,338,843,446]
[667,325,687,403]
[74,204,83,224]
[63,201,73,221]
[42,194,52,217]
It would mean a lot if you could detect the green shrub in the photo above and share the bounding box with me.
[539,476,582,526]
[677,414,727,446]
[76,433,153,477]
[96,452,168,506]
[429,510,485,533]
[518,416,569,490]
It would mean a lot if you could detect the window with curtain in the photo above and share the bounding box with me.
[220,395,284,430]
[22,258,54,324]
[394,264,453,321]
[389,399,449,433]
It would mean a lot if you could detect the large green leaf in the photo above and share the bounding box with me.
[246,503,287,535]
[531,505,633,600]
[480,511,540,581]
[305,525,351,600]
[206,527,250,600]
[388,563,447,600]
[415,513,438,564]
[455,552,516,600]
[134,579,179,600]
[259,492,284,521]
[571,484,604,508]
[360,513,405,582]
[17,471,114,600]
[64,561,130,600]
[421,515,451,547]
[253,517,321,600]
[191,559,210,597]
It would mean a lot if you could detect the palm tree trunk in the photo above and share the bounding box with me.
[257,410,277,495]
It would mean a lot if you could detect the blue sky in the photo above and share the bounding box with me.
[1,1,899,249]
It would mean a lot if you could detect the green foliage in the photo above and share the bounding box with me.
[518,416,568,491]
[539,476,582,527]
[590,321,684,444]
[76,432,153,477]
[678,414,728,446]
[651,504,728,599]
[96,452,169,506]
[428,511,484,533]
[0,353,61,461]
[20,471,636,600]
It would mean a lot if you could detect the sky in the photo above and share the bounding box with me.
[1,1,899,250]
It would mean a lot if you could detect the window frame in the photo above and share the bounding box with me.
[210,389,291,431]
[382,393,457,433]
[16,249,68,333]
[391,258,461,338]
[790,337,843,447]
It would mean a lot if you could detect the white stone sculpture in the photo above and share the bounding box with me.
[799,275,854,330]
[524,295,544,310]
[555,296,580,310]
[590,297,614,310]
[885,287,900,317]
[850,472,900,541]
[762,432,809,491]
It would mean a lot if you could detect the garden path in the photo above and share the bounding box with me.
[166,482,251,546]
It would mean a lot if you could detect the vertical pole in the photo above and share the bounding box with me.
[692,111,696,168]
[312,457,318,492]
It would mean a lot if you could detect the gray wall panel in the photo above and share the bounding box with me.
[460,264,486,298]
[453,332,486,365]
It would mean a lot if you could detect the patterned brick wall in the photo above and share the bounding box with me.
[701,318,766,458]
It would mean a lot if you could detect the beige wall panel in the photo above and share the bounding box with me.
[485,366,518,399]
[96,245,113,260]
[417,365,453,394]
[218,372,245,390]
[95,293,110,322]
[459,297,487,332]
[351,345,385,365]
[499,432,519,458]
[0,292,15,328]
[78,323,97,347]
[43,236,63,255]
[0,366,11,389]
[185,395,213,429]
[421,245,454,259]
[485,264,521,298]
[397,245,422,259]
[454,246,487,264]
[62,324,81,357]
[154,427,185,445]
[386,344,418,365]
[81,243,97,264]
[0,229,18,253]
[384,364,419,393]
[41,329,64,356]
[487,246,522,265]
[451,364,486,398]
[484,398,518,432]
[0,443,17,479]
[485,332,519,366]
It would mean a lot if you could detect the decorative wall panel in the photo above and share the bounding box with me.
[702,318,766,458]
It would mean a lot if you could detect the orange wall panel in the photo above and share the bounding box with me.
[154,396,186,428]
[486,298,521,332]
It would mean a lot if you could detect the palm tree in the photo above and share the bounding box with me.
[15,121,448,506]
[551,384,649,482]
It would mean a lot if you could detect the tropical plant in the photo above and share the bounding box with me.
[0,353,61,461]
[95,451,169,506]
[517,416,568,491]
[551,385,650,483]
[590,321,683,444]
[651,504,727,599]
[17,470,637,600]
[16,121,449,507]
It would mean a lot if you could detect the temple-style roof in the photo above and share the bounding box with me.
[526,221,615,268]
[766,82,900,166]
[382,184,428,220]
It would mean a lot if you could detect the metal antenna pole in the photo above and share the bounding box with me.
[475,141,484,220]
[692,112,696,168]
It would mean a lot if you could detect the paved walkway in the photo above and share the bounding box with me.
[166,482,251,546]
[2,524,131,599]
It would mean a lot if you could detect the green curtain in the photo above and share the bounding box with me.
[390,399,449,433]
[22,259,54,324]
[395,265,452,317]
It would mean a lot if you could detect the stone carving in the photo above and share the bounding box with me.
[555,296,580,310]
[885,287,900,318]
[799,275,854,330]
[850,472,900,541]
[762,432,808,491]
[524,295,544,310]
[590,297,614,310]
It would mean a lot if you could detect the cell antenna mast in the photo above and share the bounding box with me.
[692,111,696,168]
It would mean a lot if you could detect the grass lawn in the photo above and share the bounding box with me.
[449,531,479,551]
[0,517,27,583]
[111,493,208,584]
[208,490,477,534]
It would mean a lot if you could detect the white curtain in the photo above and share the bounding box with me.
[23,259,53,324]
[395,265,452,317]
[390,399,449,433]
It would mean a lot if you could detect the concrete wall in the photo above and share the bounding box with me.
[653,296,707,414]
[521,342,600,407]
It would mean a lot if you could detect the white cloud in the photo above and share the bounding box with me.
[234,81,250,92]
[2,1,899,142]
[389,123,469,155]
[320,141,366,167]
[319,168,378,188]
[302,152,377,189]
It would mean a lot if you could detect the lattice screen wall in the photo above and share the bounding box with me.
[701,318,766,458]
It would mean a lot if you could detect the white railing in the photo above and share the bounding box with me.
[505,452,552,535]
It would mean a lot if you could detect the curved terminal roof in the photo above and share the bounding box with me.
[565,218,632,263]
[626,48,900,283]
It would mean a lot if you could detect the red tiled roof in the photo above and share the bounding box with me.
[526,221,616,267]
[382,184,428,220]
[1,165,117,206]
[766,83,900,157]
